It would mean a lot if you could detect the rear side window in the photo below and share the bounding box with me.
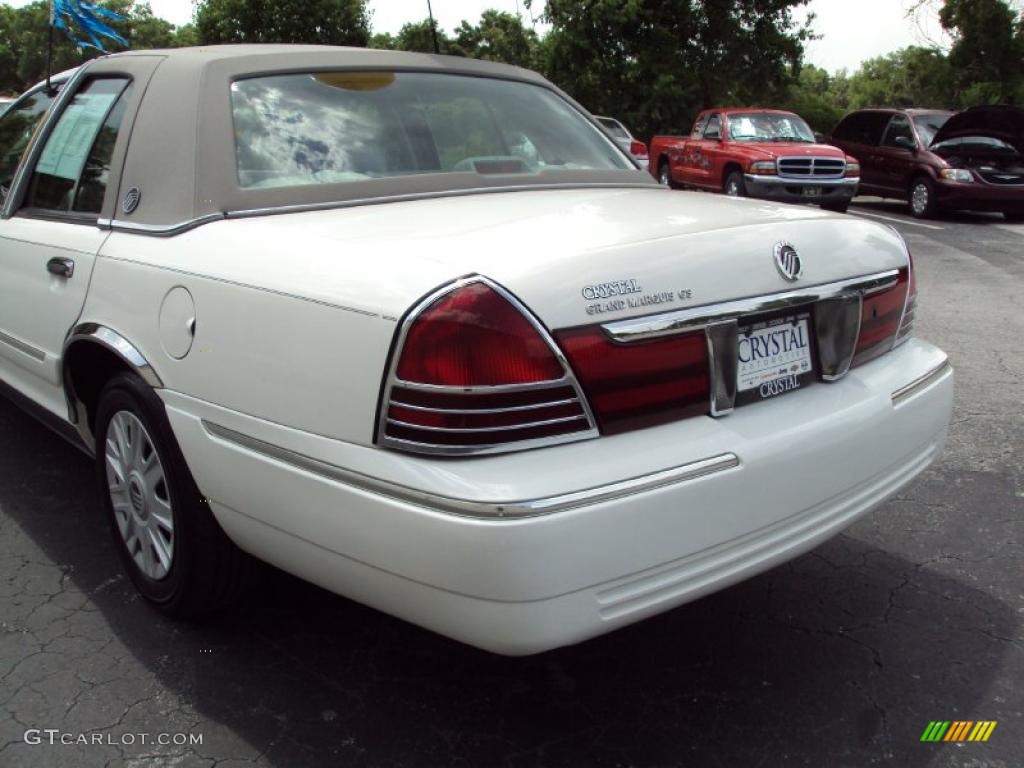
[703,115,722,139]
[25,77,132,215]
[833,112,891,146]
[0,87,58,204]
[690,114,708,138]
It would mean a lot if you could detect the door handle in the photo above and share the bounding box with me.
[46,257,75,278]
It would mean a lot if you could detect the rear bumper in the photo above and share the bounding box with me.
[744,174,859,204]
[934,179,1024,213]
[163,339,952,655]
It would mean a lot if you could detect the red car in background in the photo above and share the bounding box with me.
[650,108,860,213]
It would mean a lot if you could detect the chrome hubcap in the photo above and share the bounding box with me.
[105,411,174,580]
[911,183,928,214]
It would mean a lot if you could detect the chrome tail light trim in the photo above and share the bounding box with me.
[376,276,599,457]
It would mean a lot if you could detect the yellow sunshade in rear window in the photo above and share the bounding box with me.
[313,72,396,91]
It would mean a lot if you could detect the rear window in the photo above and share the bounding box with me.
[597,117,630,140]
[230,71,631,189]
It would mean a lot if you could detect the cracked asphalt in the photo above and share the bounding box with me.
[1,198,1022,767]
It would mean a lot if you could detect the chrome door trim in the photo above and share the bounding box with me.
[601,270,900,344]
[204,419,740,520]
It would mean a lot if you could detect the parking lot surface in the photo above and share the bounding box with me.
[1,196,1022,767]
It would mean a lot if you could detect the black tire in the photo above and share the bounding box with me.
[821,201,850,214]
[658,158,679,189]
[1003,212,1024,223]
[908,176,938,219]
[724,170,746,197]
[94,372,250,617]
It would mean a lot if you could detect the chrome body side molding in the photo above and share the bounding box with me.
[0,329,47,362]
[204,419,740,520]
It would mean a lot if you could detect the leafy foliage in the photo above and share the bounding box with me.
[195,0,370,46]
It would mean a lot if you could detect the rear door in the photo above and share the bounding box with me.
[683,112,721,189]
[673,112,708,185]
[0,59,159,417]
[832,111,890,194]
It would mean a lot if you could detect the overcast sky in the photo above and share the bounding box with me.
[10,0,955,73]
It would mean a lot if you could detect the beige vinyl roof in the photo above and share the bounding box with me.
[73,45,653,233]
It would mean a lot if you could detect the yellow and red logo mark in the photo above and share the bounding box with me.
[921,721,997,742]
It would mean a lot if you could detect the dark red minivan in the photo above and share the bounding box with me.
[831,106,1024,220]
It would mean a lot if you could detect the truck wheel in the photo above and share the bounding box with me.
[724,171,746,197]
[94,372,251,617]
[909,176,938,219]
[658,159,678,189]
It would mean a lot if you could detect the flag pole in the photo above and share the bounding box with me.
[46,0,55,94]
[426,0,440,54]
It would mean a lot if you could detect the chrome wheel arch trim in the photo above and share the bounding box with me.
[61,323,165,450]
[204,419,740,520]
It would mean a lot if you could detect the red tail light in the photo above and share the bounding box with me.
[630,140,648,157]
[555,326,709,434]
[378,279,597,455]
[852,266,910,367]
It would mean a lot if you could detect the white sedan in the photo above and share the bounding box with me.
[0,46,951,654]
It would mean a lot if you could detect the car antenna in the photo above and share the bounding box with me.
[426,0,441,54]
[46,0,56,95]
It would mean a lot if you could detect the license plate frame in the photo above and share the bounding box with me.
[802,186,823,198]
[735,310,816,407]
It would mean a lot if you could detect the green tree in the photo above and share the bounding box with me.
[844,46,954,110]
[534,0,812,143]
[784,64,847,133]
[195,0,370,46]
[940,0,1024,104]
[390,19,453,54]
[454,10,539,67]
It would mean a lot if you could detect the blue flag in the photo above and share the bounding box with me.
[51,0,128,53]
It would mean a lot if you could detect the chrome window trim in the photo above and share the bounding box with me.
[376,275,600,456]
[891,359,951,405]
[204,419,739,519]
[601,270,900,344]
[385,414,588,434]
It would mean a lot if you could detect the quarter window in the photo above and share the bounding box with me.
[0,87,58,205]
[24,78,132,215]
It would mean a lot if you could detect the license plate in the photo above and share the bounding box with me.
[802,187,822,197]
[736,314,814,402]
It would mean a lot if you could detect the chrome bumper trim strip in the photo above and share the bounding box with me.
[202,420,739,519]
[891,359,952,405]
[601,269,899,344]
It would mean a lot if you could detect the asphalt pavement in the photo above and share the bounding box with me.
[1,195,1021,767]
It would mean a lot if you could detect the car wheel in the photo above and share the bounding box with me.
[909,176,937,219]
[95,372,250,617]
[1003,212,1024,223]
[821,201,850,214]
[724,170,746,197]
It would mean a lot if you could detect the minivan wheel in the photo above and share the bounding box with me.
[909,176,937,218]
[95,372,250,616]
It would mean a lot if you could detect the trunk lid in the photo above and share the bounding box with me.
[198,187,908,330]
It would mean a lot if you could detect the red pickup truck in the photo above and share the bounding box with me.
[650,108,860,212]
